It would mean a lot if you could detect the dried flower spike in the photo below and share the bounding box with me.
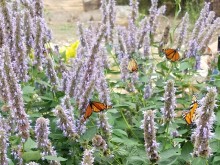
[81,148,94,165]
[92,135,107,152]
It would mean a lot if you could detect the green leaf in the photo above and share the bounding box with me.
[214,126,220,140]
[213,156,220,164]
[24,138,37,151]
[23,95,32,102]
[107,108,118,114]
[218,55,220,71]
[173,138,185,143]
[22,86,35,94]
[113,104,130,108]
[22,151,41,161]
[39,96,53,101]
[127,156,147,165]
[8,159,14,165]
[181,141,193,161]
[179,62,191,71]
[111,137,125,144]
[160,147,181,160]
[158,157,178,165]
[115,148,129,156]
[191,157,207,165]
[113,129,128,138]
[35,79,52,88]
[80,126,97,142]
[44,155,67,161]
[210,139,220,152]
[216,111,220,126]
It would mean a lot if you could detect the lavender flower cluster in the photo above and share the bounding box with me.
[161,80,176,123]
[141,110,159,163]
[0,0,58,163]
[35,117,60,165]
[192,87,217,157]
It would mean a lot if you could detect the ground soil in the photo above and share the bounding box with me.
[44,0,218,53]
[44,0,101,45]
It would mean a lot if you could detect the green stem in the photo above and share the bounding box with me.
[120,109,138,139]
[163,122,170,150]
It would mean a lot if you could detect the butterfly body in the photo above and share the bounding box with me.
[83,101,112,121]
[163,48,180,62]
[128,58,138,72]
[183,95,198,125]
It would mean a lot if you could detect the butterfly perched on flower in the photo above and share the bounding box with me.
[83,101,112,121]
[183,95,199,125]
[162,48,180,62]
[128,58,138,73]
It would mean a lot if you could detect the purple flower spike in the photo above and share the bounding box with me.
[1,46,30,140]
[35,117,61,165]
[161,80,176,123]
[193,87,217,157]
[0,126,8,165]
[177,12,189,49]
[141,110,160,163]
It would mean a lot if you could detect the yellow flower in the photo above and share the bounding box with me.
[65,40,79,62]
[29,48,34,60]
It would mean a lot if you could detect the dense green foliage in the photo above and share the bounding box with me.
[1,0,220,165]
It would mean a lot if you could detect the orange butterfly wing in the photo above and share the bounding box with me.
[128,58,138,72]
[163,49,180,62]
[83,103,93,120]
[91,101,112,112]
[184,96,198,125]
[83,101,112,121]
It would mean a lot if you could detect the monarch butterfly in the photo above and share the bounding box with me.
[83,101,112,121]
[183,95,199,125]
[128,58,138,73]
[162,48,180,62]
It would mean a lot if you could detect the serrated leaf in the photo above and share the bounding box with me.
[22,151,41,161]
[24,138,37,151]
[158,157,178,165]
[181,141,193,161]
[111,137,124,144]
[191,157,207,165]
[210,140,220,152]
[116,148,129,156]
[160,147,181,160]
[113,129,128,138]
[127,156,147,165]
[44,155,67,161]
[80,126,97,142]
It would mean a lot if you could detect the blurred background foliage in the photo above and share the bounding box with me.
[117,0,205,22]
